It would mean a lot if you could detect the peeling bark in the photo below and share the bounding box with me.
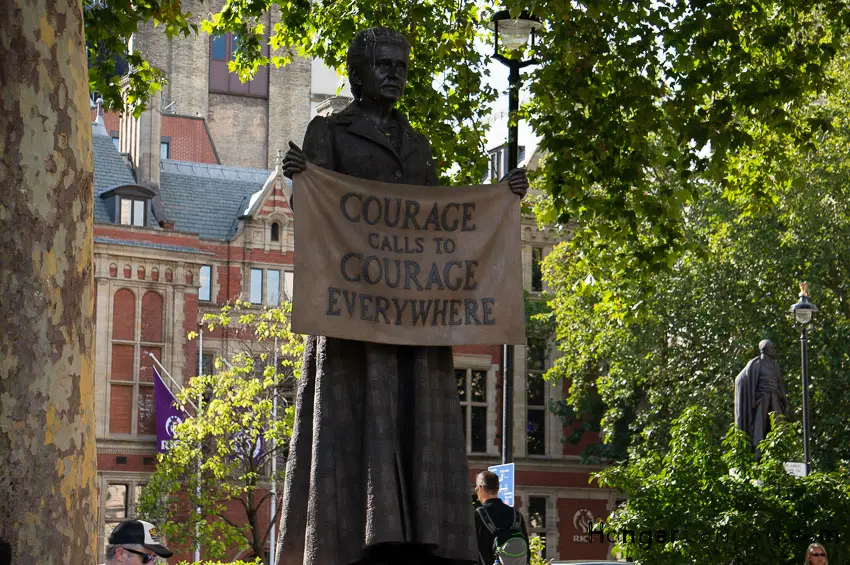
[0,0,97,563]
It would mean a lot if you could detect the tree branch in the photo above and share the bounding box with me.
[216,512,239,528]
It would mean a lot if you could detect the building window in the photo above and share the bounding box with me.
[119,197,147,227]
[486,144,526,181]
[211,33,227,60]
[112,136,120,150]
[209,32,269,98]
[196,350,216,377]
[109,289,164,436]
[284,271,294,302]
[252,354,270,379]
[248,268,290,305]
[199,265,212,302]
[531,247,544,292]
[489,149,502,182]
[456,368,487,453]
[160,140,170,159]
[527,339,547,455]
[195,350,217,406]
[98,478,146,561]
[267,269,280,305]
[270,221,280,242]
[250,268,264,304]
[526,496,550,559]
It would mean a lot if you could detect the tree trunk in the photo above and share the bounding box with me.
[0,0,97,563]
[246,487,266,564]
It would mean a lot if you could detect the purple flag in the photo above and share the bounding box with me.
[154,366,188,453]
[234,429,264,462]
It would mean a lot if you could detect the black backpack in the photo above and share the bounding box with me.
[476,506,528,565]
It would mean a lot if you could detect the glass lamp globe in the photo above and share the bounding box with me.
[790,282,818,326]
[490,11,542,53]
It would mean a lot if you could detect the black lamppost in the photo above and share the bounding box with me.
[489,9,542,464]
[790,282,818,476]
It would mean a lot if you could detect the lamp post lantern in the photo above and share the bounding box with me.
[489,9,542,464]
[790,281,818,476]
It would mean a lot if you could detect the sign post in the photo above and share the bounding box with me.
[784,462,807,478]
[488,463,515,507]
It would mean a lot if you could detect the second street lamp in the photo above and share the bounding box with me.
[790,281,818,476]
[489,9,542,465]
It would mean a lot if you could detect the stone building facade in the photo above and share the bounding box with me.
[91,97,294,560]
[130,0,312,169]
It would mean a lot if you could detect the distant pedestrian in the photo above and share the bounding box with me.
[103,520,173,564]
[473,470,530,565]
[804,543,828,565]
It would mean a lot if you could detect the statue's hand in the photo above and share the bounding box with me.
[503,168,528,199]
[283,141,308,179]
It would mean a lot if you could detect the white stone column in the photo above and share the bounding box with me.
[94,275,112,437]
[513,343,528,458]
[171,282,186,384]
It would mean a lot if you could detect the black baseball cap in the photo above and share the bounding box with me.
[108,520,173,558]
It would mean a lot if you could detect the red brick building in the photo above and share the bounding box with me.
[90,95,615,561]
[91,99,294,560]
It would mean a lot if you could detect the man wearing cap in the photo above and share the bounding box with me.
[104,520,173,564]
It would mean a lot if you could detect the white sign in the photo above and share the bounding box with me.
[785,462,807,477]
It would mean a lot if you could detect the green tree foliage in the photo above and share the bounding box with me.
[84,0,196,116]
[138,301,303,563]
[528,535,551,565]
[525,290,555,343]
[84,1,850,250]
[523,0,850,270]
[545,52,850,468]
[595,408,850,564]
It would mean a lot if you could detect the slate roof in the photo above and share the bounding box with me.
[160,160,270,184]
[91,125,291,241]
[91,135,144,225]
[158,161,275,241]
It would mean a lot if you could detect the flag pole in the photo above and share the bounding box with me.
[269,336,279,565]
[147,353,197,412]
[194,326,204,563]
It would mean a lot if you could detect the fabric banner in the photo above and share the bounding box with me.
[292,164,525,346]
[154,366,188,453]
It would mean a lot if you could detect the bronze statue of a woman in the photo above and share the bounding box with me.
[276,27,527,565]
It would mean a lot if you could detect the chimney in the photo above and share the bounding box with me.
[92,98,109,137]
[119,91,162,186]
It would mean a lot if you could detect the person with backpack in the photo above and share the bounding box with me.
[474,471,531,565]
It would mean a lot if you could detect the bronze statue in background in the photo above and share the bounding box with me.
[734,339,790,454]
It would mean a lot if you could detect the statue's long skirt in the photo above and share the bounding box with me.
[277,336,477,565]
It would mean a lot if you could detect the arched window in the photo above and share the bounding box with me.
[110,289,136,435]
[270,221,280,242]
[109,288,164,436]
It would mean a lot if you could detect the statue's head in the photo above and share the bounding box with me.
[759,339,776,358]
[347,27,411,103]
